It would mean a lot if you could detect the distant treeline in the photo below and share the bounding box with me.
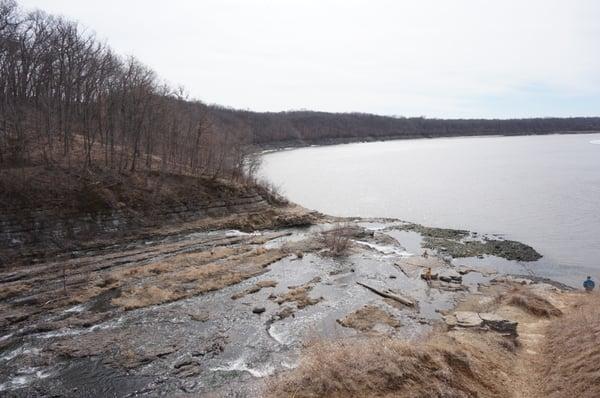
[0,0,248,179]
[208,107,600,146]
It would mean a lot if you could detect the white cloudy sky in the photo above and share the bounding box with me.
[18,0,600,118]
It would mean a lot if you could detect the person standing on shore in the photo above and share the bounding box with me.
[583,276,595,292]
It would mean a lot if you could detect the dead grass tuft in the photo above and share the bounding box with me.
[541,293,600,398]
[267,333,514,398]
[111,285,183,310]
[504,287,562,317]
[257,280,278,289]
[272,278,322,309]
[337,305,401,332]
[0,283,31,300]
[96,275,119,288]
[274,286,322,309]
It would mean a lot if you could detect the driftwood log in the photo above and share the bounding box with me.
[356,281,415,307]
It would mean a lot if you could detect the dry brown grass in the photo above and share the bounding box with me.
[267,332,514,398]
[112,285,184,310]
[110,249,287,310]
[504,287,562,317]
[95,274,119,288]
[273,286,322,309]
[272,278,322,309]
[540,293,600,398]
[0,283,31,300]
[111,265,258,310]
[108,247,246,282]
[337,305,401,332]
[68,285,106,305]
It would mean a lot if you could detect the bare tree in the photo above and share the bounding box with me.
[0,1,249,182]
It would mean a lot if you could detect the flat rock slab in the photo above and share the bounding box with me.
[444,311,518,336]
[479,312,518,336]
[454,311,483,327]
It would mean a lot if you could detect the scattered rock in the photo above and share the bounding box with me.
[231,280,278,300]
[174,358,197,369]
[173,358,202,378]
[437,281,468,292]
[479,312,518,336]
[189,312,209,322]
[457,267,475,275]
[438,269,462,283]
[272,306,295,321]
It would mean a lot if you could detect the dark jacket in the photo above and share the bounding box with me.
[583,279,595,290]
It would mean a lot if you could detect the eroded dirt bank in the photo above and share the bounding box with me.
[0,207,583,397]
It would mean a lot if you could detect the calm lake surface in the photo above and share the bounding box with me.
[261,133,600,286]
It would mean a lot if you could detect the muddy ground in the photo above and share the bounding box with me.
[0,211,565,397]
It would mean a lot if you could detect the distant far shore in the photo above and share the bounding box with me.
[257,129,600,151]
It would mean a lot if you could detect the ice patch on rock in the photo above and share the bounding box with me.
[364,225,386,231]
[89,316,124,332]
[0,333,13,343]
[36,317,123,339]
[267,325,288,345]
[353,240,413,257]
[210,358,275,378]
[36,328,83,339]
[0,346,40,362]
[221,230,260,237]
[63,303,87,314]
[0,367,51,392]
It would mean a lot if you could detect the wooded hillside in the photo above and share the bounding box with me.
[208,107,600,146]
[0,0,248,180]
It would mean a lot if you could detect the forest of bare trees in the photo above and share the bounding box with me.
[208,108,600,146]
[0,0,248,180]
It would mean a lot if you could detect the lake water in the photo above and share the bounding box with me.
[261,133,600,286]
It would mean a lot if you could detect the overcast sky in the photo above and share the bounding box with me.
[18,0,600,118]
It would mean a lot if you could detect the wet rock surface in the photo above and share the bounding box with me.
[0,217,553,397]
[396,223,542,261]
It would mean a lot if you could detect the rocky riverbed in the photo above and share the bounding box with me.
[0,210,564,397]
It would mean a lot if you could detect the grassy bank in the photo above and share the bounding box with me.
[267,283,597,398]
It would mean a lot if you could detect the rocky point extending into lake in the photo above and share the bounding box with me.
[2,202,578,397]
